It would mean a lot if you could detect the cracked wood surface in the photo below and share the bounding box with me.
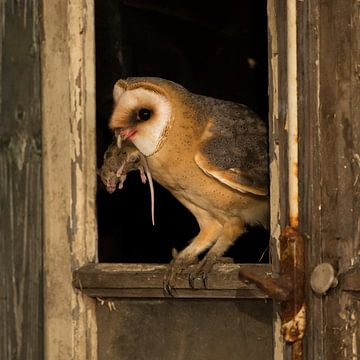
[42,1,98,359]
[0,2,43,359]
[73,263,272,299]
[299,0,360,358]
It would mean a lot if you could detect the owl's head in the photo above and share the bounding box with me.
[109,78,174,156]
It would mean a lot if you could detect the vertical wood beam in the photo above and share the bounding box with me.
[42,1,97,359]
[287,0,299,229]
[268,0,289,358]
[299,0,360,358]
[0,2,43,359]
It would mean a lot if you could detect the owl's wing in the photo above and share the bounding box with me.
[194,96,268,196]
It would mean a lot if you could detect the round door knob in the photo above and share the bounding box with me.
[310,263,338,295]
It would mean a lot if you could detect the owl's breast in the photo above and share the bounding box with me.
[146,150,200,193]
[146,149,266,225]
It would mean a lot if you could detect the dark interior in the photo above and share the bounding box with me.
[95,0,269,263]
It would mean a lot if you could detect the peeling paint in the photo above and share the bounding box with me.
[8,132,28,171]
[287,0,299,231]
[282,304,306,343]
[6,132,40,172]
[70,159,78,241]
[268,1,285,358]
[354,153,360,168]
[42,1,97,359]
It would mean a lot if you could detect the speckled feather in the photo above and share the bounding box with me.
[193,96,269,195]
[118,78,268,195]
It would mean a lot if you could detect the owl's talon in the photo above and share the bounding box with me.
[201,272,209,289]
[163,266,176,297]
[189,253,227,289]
[164,253,198,295]
[163,257,180,297]
[163,266,178,297]
[163,280,175,297]
[188,273,196,289]
[187,269,208,289]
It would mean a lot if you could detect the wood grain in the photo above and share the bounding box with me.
[42,1,98,359]
[268,1,289,358]
[0,2,43,359]
[96,299,273,360]
[299,0,360,358]
[73,263,271,299]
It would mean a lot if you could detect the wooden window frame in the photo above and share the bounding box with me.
[42,1,97,359]
[42,0,296,359]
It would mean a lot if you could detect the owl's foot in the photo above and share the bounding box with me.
[188,255,234,289]
[163,249,198,296]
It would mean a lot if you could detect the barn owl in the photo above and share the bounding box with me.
[108,77,269,294]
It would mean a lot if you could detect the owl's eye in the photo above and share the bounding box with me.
[138,108,152,121]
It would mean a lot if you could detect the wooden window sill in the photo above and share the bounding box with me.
[73,263,271,299]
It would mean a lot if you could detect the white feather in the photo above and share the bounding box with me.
[117,88,172,156]
[113,83,125,103]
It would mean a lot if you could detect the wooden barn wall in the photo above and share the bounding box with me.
[0,1,43,360]
[298,0,360,359]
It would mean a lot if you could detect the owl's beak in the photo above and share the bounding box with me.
[120,128,137,139]
[114,127,137,148]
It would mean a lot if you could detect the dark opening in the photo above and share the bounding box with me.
[96,0,269,263]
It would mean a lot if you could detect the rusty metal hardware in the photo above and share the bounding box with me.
[310,263,338,295]
[340,267,360,294]
[238,226,305,346]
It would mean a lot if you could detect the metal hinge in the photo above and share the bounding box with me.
[238,226,305,359]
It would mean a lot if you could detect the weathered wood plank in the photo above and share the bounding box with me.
[73,263,271,299]
[0,1,43,360]
[268,1,289,358]
[299,0,360,358]
[81,288,269,299]
[42,1,97,359]
[297,1,324,358]
[341,268,360,293]
[97,299,273,360]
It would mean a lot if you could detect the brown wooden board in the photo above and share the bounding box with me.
[298,0,360,358]
[96,298,273,360]
[0,1,43,359]
[268,0,290,357]
[41,0,98,358]
[73,263,271,299]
